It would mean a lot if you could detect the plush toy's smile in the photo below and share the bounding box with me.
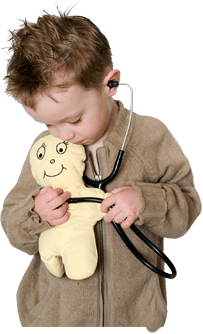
[43,164,67,178]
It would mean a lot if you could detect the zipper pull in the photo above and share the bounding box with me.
[95,174,101,181]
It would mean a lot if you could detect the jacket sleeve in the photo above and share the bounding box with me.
[1,132,51,255]
[132,117,201,239]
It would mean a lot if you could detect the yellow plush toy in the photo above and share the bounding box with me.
[30,134,110,280]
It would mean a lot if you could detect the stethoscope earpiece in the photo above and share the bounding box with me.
[107,81,119,88]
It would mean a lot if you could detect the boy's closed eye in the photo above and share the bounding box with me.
[69,117,82,125]
[46,116,82,128]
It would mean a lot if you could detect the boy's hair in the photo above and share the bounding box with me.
[5,8,113,108]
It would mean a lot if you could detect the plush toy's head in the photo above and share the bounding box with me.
[30,134,86,189]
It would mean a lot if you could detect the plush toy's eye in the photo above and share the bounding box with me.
[56,141,68,155]
[36,144,46,160]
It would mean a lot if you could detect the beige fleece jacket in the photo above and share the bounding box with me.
[1,101,201,331]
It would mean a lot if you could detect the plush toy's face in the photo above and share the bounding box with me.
[30,134,86,189]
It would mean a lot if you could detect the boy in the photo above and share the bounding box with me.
[1,8,201,331]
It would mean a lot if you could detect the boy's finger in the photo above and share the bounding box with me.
[121,217,135,229]
[50,191,71,210]
[52,202,69,219]
[43,188,64,202]
[112,211,127,225]
[101,194,116,213]
[103,206,120,224]
[50,211,71,226]
[38,186,53,195]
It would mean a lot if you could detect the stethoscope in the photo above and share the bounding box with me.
[68,81,177,279]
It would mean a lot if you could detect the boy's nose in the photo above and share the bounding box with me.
[50,159,55,164]
[59,131,75,142]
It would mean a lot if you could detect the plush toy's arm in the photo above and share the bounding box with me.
[1,131,51,255]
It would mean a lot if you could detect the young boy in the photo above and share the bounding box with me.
[1,9,201,331]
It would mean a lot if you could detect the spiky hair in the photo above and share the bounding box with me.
[4,8,113,107]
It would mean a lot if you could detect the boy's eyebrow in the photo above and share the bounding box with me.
[47,94,60,103]
[47,85,71,104]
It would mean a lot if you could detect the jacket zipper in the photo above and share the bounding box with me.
[100,220,105,327]
[88,151,101,181]
[88,151,105,326]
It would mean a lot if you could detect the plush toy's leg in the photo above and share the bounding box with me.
[41,255,65,278]
[63,246,98,280]
[39,232,65,278]
[39,219,98,280]
[62,226,98,280]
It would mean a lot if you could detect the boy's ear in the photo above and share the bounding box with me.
[104,69,121,96]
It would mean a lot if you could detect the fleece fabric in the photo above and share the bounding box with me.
[1,101,201,331]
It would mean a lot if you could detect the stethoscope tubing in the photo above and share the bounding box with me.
[67,197,177,279]
[113,221,177,279]
[70,82,177,279]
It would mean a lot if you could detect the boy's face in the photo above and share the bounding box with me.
[24,82,118,147]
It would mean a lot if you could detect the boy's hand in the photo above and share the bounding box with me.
[101,186,142,229]
[34,186,71,226]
